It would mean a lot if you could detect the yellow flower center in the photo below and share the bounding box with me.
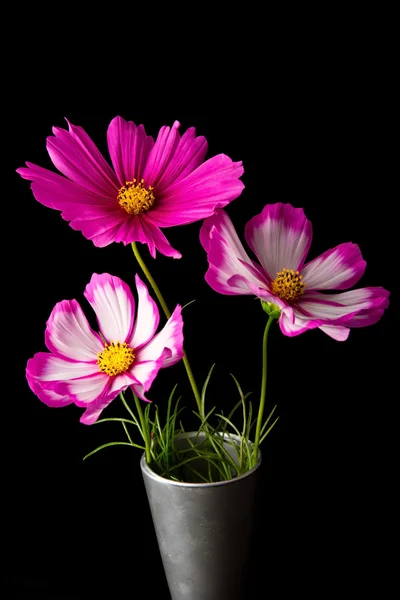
[271,268,305,304]
[117,179,155,215]
[97,341,135,377]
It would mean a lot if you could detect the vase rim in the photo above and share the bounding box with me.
[140,431,262,488]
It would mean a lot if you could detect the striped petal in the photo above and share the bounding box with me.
[45,300,103,361]
[84,273,135,343]
[47,120,119,196]
[129,274,160,350]
[147,155,244,227]
[55,372,110,405]
[302,243,366,290]
[245,203,312,279]
[143,121,181,188]
[200,209,268,295]
[135,305,183,368]
[107,116,154,185]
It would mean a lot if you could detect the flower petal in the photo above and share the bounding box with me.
[79,372,139,424]
[296,293,360,323]
[46,120,119,196]
[151,126,208,193]
[26,354,76,407]
[147,154,244,227]
[311,287,390,328]
[302,243,366,290]
[17,162,126,248]
[129,274,160,349]
[56,372,110,405]
[79,396,115,425]
[245,203,312,279]
[17,162,115,208]
[84,273,135,343]
[135,217,182,258]
[135,305,183,368]
[318,325,350,341]
[129,353,168,402]
[69,209,131,247]
[200,209,268,295]
[106,116,154,185]
[27,352,99,382]
[45,300,103,361]
[279,310,324,337]
[142,121,181,188]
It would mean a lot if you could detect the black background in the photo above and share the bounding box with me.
[5,31,397,600]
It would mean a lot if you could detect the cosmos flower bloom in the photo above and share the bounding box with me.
[200,203,389,340]
[26,273,184,424]
[17,117,244,258]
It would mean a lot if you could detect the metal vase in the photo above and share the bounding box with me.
[140,432,261,600]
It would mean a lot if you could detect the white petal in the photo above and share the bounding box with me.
[45,299,103,361]
[84,273,135,342]
[129,274,160,349]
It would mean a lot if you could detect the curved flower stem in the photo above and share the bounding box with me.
[131,242,202,416]
[252,315,275,467]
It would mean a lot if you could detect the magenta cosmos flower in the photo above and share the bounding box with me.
[26,273,184,424]
[17,117,244,258]
[200,203,389,340]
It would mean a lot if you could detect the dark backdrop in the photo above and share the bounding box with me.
[6,94,396,599]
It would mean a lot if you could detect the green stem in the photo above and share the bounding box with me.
[121,391,151,464]
[252,315,275,466]
[131,242,202,415]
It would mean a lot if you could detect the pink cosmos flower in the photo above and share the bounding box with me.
[26,273,184,424]
[17,117,244,258]
[200,203,389,341]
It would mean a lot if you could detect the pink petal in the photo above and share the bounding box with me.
[79,396,115,424]
[316,287,390,328]
[245,203,312,279]
[47,120,119,196]
[84,274,135,343]
[151,126,208,193]
[56,372,110,405]
[302,243,366,290]
[279,310,324,337]
[306,287,390,310]
[318,325,350,341]
[135,305,183,368]
[45,300,103,361]
[129,353,168,402]
[142,121,181,188]
[245,281,289,310]
[17,162,126,248]
[27,352,99,382]
[296,294,360,324]
[69,210,132,247]
[106,116,154,185]
[135,217,182,258]
[79,372,140,424]
[344,309,388,328]
[146,154,244,227]
[129,274,160,349]
[17,162,116,209]
[200,209,268,295]
[26,355,75,407]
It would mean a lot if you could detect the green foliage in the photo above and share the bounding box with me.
[84,366,279,483]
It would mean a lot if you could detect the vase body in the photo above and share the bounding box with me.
[140,432,261,600]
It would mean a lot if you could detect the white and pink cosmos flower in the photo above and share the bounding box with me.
[200,203,389,340]
[26,273,184,424]
[17,117,244,258]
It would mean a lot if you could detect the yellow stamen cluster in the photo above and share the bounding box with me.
[271,268,305,303]
[117,179,155,215]
[97,341,135,377]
